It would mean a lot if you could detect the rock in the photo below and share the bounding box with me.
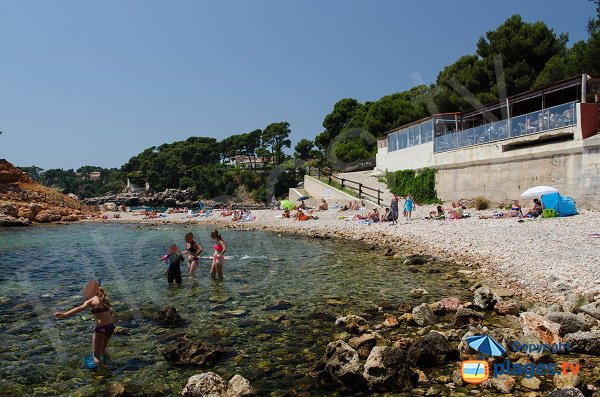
[428,301,447,316]
[495,300,520,316]
[438,297,463,312]
[398,313,414,323]
[403,255,430,265]
[553,372,584,389]
[34,209,62,223]
[0,213,30,226]
[17,206,34,219]
[397,302,412,313]
[105,382,135,397]
[407,331,452,367]
[521,376,541,390]
[491,374,516,393]
[545,312,591,336]
[348,332,381,350]
[225,309,247,317]
[103,202,118,212]
[320,340,364,391]
[564,331,600,355]
[335,316,347,326]
[409,288,429,298]
[453,308,483,327]
[383,314,399,328]
[473,286,498,311]
[363,345,412,391]
[61,214,80,222]
[163,336,224,366]
[452,369,463,387]
[488,327,520,353]
[344,315,370,334]
[181,372,228,397]
[517,334,553,362]
[492,288,514,298]
[563,293,591,313]
[412,303,437,327]
[384,248,394,256]
[0,201,18,217]
[576,301,600,320]
[154,306,183,326]
[547,387,585,397]
[266,300,292,311]
[520,312,562,344]
[227,374,256,397]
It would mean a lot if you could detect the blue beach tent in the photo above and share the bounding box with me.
[541,192,577,217]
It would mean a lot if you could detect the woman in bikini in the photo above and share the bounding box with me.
[210,230,226,281]
[184,232,203,277]
[54,280,114,368]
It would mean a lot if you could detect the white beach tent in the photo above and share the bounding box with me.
[520,186,559,199]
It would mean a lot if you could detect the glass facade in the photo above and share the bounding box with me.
[433,101,577,153]
[386,119,433,152]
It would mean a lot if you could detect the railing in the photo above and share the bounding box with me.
[434,101,578,153]
[306,167,383,206]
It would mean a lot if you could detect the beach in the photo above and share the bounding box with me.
[98,207,600,303]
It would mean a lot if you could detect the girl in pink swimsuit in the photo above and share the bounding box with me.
[210,230,226,281]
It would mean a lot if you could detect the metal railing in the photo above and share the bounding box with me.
[306,167,383,206]
[434,101,578,153]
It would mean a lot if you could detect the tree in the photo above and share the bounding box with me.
[19,166,44,181]
[238,129,262,170]
[262,122,291,165]
[294,139,314,160]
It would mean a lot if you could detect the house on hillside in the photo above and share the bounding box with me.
[88,171,101,180]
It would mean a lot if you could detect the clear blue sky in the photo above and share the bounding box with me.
[0,0,594,170]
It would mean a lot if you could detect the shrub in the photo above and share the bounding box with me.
[473,196,490,210]
[385,168,439,204]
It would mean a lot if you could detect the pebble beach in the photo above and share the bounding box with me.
[99,206,600,303]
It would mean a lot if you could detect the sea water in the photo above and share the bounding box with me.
[0,223,472,396]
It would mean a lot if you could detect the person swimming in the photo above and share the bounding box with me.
[184,232,203,277]
[210,229,226,281]
[54,280,115,368]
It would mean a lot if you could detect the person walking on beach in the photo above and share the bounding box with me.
[404,194,415,220]
[54,280,115,368]
[184,232,203,277]
[390,193,399,225]
[210,230,226,281]
[164,244,184,284]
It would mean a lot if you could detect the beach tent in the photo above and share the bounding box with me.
[541,192,577,217]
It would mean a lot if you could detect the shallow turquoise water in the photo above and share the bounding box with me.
[0,223,472,396]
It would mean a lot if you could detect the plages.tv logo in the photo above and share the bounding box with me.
[461,334,579,385]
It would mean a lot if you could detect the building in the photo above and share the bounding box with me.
[376,74,600,209]
[88,171,101,180]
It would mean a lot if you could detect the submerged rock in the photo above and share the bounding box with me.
[363,345,413,392]
[155,306,183,326]
[453,307,483,327]
[227,374,256,396]
[319,340,364,392]
[181,372,227,397]
[407,331,452,367]
[344,315,370,334]
[265,300,292,311]
[412,303,436,327]
[163,336,225,366]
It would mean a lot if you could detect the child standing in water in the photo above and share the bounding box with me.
[164,244,184,284]
[184,232,203,277]
[210,229,226,281]
[54,280,114,368]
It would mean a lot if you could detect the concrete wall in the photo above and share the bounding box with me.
[302,175,381,208]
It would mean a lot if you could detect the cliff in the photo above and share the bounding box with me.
[0,159,95,226]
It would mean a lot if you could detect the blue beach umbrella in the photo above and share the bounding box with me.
[297,195,310,201]
[466,335,506,356]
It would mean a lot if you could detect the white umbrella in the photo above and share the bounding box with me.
[520,185,559,199]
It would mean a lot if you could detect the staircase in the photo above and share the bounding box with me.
[335,170,394,206]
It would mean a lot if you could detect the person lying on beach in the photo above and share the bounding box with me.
[351,213,368,221]
[220,210,233,217]
[282,209,291,218]
[318,199,328,211]
[163,245,184,284]
[523,198,543,218]
[54,280,115,368]
[183,232,203,277]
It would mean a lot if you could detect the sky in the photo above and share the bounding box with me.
[0,0,595,170]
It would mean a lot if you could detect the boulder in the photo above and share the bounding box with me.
[453,307,483,327]
[362,346,412,391]
[17,206,34,219]
[407,331,452,367]
[516,334,553,362]
[495,300,520,316]
[266,300,293,311]
[412,303,436,327]
[344,315,370,334]
[562,293,591,313]
[0,201,18,217]
[521,376,541,391]
[428,301,447,316]
[383,314,399,328]
[155,306,184,326]
[545,312,590,336]
[227,374,256,397]
[163,336,224,366]
[181,372,228,397]
[473,286,498,310]
[520,312,562,345]
[437,297,463,312]
[553,372,584,389]
[547,387,585,397]
[576,301,600,320]
[563,331,600,355]
[402,255,430,265]
[320,340,364,391]
[491,374,516,394]
[0,213,30,226]
[348,332,380,350]
[61,214,80,222]
[34,209,62,223]
[409,288,429,298]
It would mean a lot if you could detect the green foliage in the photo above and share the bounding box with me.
[262,122,291,165]
[331,136,374,164]
[386,168,439,204]
[294,138,314,160]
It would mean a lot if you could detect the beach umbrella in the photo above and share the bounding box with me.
[280,200,295,210]
[297,195,309,201]
[466,335,506,357]
[520,186,559,199]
